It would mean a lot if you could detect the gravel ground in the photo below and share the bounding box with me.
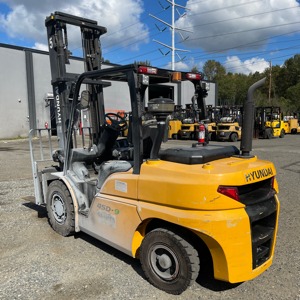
[0,136,300,300]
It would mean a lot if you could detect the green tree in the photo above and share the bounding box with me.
[234,74,252,105]
[134,60,151,66]
[274,54,300,98]
[203,60,226,81]
[191,65,199,73]
[286,82,300,112]
[217,73,236,105]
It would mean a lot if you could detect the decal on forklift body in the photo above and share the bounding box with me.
[97,210,116,228]
[54,86,62,124]
[245,167,273,182]
[96,203,120,228]
[115,180,127,193]
[97,203,120,215]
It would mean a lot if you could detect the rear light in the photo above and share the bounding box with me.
[172,72,182,81]
[186,73,201,80]
[138,66,157,75]
[217,186,240,201]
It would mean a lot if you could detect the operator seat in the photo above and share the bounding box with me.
[96,125,119,161]
[96,160,133,190]
[142,118,157,159]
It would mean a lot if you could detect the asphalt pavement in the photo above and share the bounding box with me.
[0,135,299,300]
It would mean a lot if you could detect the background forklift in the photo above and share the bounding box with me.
[167,105,186,139]
[255,106,285,139]
[177,84,208,140]
[283,115,300,134]
[215,106,243,142]
[29,11,280,295]
[206,105,221,141]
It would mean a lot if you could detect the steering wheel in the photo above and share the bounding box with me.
[104,113,128,132]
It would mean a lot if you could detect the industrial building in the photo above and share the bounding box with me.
[0,43,216,139]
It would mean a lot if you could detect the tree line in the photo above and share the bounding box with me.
[197,54,300,115]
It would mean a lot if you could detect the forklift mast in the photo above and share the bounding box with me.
[191,78,208,122]
[45,11,107,152]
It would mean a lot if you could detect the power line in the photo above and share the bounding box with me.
[103,0,264,56]
[178,4,299,32]
[101,2,300,71]
[149,0,191,70]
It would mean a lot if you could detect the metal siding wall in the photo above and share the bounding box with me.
[180,81,216,107]
[32,54,84,129]
[0,45,217,139]
[32,52,52,129]
[0,47,28,139]
[206,82,216,106]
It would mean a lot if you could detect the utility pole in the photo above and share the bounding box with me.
[268,61,272,104]
[150,0,192,70]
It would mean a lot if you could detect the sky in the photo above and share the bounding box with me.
[0,0,300,75]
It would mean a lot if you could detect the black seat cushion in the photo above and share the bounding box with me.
[159,145,239,164]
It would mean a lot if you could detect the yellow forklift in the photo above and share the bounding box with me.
[206,105,220,141]
[29,12,280,295]
[283,116,300,134]
[168,105,184,139]
[216,106,243,142]
[177,103,199,140]
[177,88,209,141]
[255,106,285,139]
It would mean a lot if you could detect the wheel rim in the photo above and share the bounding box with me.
[149,244,179,281]
[51,193,67,224]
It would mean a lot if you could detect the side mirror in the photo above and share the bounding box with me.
[80,90,90,109]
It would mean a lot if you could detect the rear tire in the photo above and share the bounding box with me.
[46,180,75,236]
[140,228,200,295]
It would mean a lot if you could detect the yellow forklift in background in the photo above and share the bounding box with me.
[29,12,280,295]
[255,107,285,139]
[283,116,300,134]
[177,87,209,140]
[168,105,184,139]
[177,103,199,140]
[216,106,243,142]
[206,105,220,141]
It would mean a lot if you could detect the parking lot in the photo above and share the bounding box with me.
[0,135,300,299]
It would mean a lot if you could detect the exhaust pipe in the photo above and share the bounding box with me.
[240,77,266,157]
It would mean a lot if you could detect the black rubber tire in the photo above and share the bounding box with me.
[208,132,212,141]
[46,180,75,237]
[190,133,195,140]
[172,134,178,140]
[229,133,238,142]
[211,132,216,141]
[140,228,200,295]
[279,129,285,138]
[265,129,272,139]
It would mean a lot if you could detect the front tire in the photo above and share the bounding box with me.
[264,128,273,139]
[46,180,75,236]
[230,133,238,142]
[279,129,285,138]
[140,228,200,295]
